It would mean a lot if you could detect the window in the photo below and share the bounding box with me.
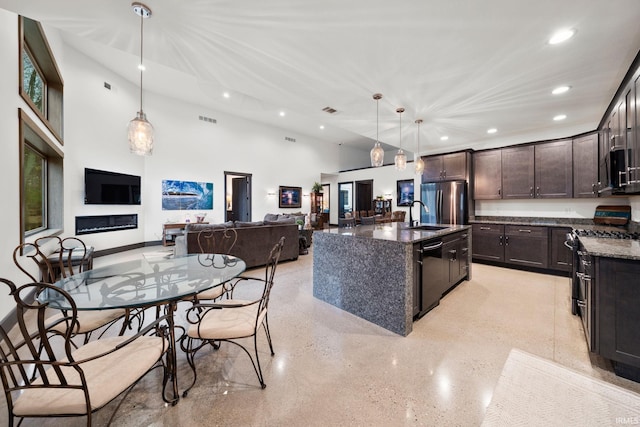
[19,16,64,143]
[22,46,45,114]
[19,109,64,242]
[23,144,46,234]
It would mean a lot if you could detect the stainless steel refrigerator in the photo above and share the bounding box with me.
[420,180,468,225]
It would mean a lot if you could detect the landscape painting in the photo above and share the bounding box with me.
[162,180,213,210]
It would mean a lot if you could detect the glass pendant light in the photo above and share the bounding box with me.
[414,119,425,174]
[370,93,384,167]
[394,107,407,171]
[128,2,154,156]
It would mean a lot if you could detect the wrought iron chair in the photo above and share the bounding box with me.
[180,237,285,394]
[13,237,131,344]
[185,227,239,303]
[0,278,169,426]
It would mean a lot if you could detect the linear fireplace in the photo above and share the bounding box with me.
[75,214,138,235]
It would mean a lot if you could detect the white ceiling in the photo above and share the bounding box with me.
[2,0,640,160]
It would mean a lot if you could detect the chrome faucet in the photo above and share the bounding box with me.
[409,200,427,226]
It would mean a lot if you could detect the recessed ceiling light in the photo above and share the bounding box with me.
[440,136,449,141]
[279,111,286,117]
[549,29,575,45]
[137,64,146,71]
[319,125,325,130]
[553,114,567,121]
[552,86,571,95]
[487,128,497,134]
[223,92,230,98]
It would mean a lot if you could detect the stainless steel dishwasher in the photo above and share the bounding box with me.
[416,239,447,318]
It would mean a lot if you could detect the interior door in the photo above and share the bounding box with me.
[225,172,251,222]
[355,180,373,212]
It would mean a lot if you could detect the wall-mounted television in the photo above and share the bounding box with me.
[84,168,141,205]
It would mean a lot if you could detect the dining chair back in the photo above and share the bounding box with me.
[338,218,356,228]
[360,216,376,225]
[180,237,286,393]
[0,278,169,426]
[196,227,238,255]
[12,238,129,344]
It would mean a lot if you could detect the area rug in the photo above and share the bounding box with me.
[482,349,640,426]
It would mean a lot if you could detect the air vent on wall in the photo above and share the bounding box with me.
[285,136,296,142]
[199,115,217,124]
[104,82,111,90]
[322,106,337,114]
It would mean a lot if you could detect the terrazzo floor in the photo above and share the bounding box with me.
[3,245,640,426]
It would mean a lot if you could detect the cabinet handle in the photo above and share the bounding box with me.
[536,186,540,197]
[461,234,468,239]
[505,236,509,245]
[480,226,491,230]
[530,187,534,197]
[498,188,501,196]
[499,235,503,246]
[591,183,596,195]
[576,300,586,309]
[518,229,532,233]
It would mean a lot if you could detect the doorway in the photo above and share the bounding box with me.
[224,172,252,222]
[355,179,373,212]
[338,182,353,218]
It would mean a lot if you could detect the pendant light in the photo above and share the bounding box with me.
[370,93,384,167]
[414,119,425,174]
[128,2,154,156]
[394,107,407,170]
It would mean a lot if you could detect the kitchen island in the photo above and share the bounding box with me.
[312,222,471,336]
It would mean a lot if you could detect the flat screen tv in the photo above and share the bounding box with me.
[84,168,141,205]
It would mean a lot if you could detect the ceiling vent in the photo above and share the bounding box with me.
[322,106,337,114]
[285,136,296,142]
[199,115,217,124]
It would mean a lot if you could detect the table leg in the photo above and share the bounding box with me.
[162,301,180,405]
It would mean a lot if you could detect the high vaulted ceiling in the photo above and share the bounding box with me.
[2,0,640,160]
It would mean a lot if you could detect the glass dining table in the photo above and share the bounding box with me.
[39,251,246,404]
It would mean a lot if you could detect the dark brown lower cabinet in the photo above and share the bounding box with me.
[471,224,504,262]
[472,223,570,274]
[596,257,640,376]
[504,225,548,268]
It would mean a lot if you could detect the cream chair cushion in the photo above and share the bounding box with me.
[188,300,266,340]
[13,335,167,416]
[48,308,126,334]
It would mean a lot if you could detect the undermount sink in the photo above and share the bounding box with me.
[409,224,450,231]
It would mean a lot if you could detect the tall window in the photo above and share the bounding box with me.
[19,16,64,143]
[22,46,45,114]
[23,144,46,234]
[20,110,63,241]
[18,16,64,243]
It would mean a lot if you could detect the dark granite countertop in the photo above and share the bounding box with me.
[470,216,594,228]
[318,222,470,244]
[578,237,640,260]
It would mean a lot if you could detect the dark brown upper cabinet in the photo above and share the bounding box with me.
[534,139,573,198]
[473,149,502,200]
[573,133,600,198]
[422,152,469,183]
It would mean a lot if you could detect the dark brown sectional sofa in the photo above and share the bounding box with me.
[174,219,299,269]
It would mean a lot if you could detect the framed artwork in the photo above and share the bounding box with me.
[162,180,213,210]
[397,179,414,206]
[279,186,302,208]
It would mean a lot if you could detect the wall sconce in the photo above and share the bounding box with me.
[267,191,276,197]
